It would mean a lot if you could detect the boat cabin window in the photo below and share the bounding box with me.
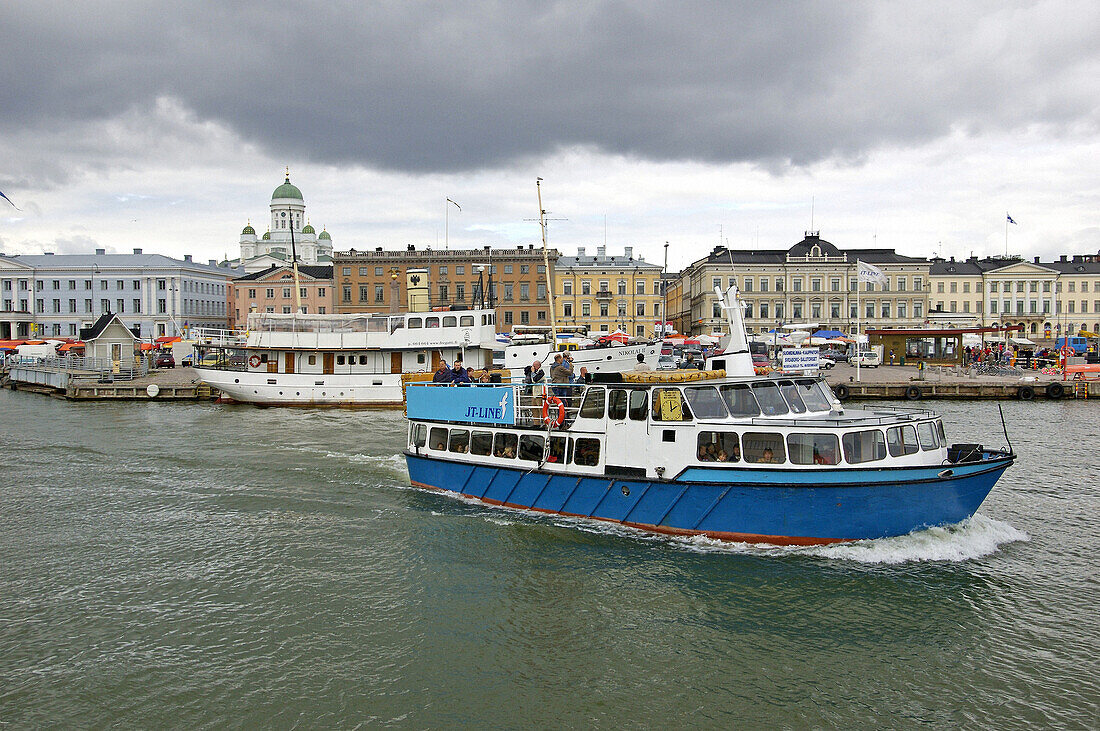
[842,429,887,464]
[936,420,947,444]
[337,355,346,365]
[608,389,628,420]
[308,355,317,366]
[411,423,427,448]
[917,422,940,451]
[697,432,740,462]
[493,432,517,458]
[579,387,606,419]
[429,427,448,451]
[795,379,833,411]
[449,429,470,453]
[751,382,789,416]
[787,433,840,465]
[548,436,567,464]
[460,315,474,327]
[360,355,369,365]
[573,438,601,466]
[408,317,423,329]
[628,390,648,421]
[444,316,457,327]
[470,430,493,456]
[719,384,760,417]
[685,386,728,419]
[742,432,786,464]
[652,388,693,422]
[426,317,440,328]
[887,425,919,457]
[390,317,405,333]
[777,380,807,414]
[519,434,544,461]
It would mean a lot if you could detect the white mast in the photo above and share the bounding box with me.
[536,178,558,344]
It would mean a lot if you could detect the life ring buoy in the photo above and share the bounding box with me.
[905,385,922,400]
[248,355,261,368]
[834,384,850,400]
[1017,385,1035,400]
[1046,382,1065,399]
[1060,345,1074,359]
[542,395,565,427]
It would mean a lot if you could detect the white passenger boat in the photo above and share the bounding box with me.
[192,309,498,406]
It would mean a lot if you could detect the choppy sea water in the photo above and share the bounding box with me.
[0,391,1097,728]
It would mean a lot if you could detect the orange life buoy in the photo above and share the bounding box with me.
[541,395,565,427]
[248,355,261,368]
[1060,345,1074,358]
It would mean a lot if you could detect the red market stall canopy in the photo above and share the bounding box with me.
[58,342,85,352]
[155,336,182,345]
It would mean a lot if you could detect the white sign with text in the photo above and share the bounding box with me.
[781,347,821,372]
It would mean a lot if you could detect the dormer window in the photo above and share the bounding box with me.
[810,245,821,257]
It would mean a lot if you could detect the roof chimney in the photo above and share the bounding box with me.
[1034,256,1040,263]
[624,246,633,259]
[597,245,606,258]
[407,244,415,251]
[375,247,382,252]
[133,248,142,255]
[1060,255,1068,262]
[184,254,192,262]
[577,246,585,257]
[208,259,216,266]
[95,248,106,255]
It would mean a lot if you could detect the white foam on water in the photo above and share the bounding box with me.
[670,513,1029,564]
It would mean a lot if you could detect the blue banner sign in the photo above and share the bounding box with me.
[406,384,516,425]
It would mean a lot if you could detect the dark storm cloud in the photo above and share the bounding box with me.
[1,1,1097,174]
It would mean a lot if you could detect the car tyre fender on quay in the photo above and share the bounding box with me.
[905,386,922,400]
[1017,385,1035,400]
[834,384,850,401]
[1046,382,1065,399]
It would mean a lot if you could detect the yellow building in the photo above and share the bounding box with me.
[554,246,664,337]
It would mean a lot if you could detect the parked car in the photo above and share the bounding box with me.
[154,351,175,369]
[821,348,849,362]
[850,350,881,368]
[819,356,835,370]
[656,355,677,370]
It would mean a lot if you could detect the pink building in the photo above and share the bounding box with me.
[228,265,334,329]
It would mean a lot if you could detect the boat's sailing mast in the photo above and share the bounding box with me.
[536,178,558,344]
[288,170,302,317]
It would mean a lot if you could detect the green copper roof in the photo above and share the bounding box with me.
[271,176,303,200]
[318,229,331,240]
[301,223,315,234]
[242,223,256,235]
[262,231,271,240]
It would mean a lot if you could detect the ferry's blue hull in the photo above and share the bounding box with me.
[404,453,1012,544]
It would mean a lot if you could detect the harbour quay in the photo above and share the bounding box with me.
[822,362,1096,401]
[3,362,218,401]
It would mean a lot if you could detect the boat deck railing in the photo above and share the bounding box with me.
[192,327,247,346]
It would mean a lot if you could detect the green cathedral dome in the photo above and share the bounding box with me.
[271,175,303,200]
[318,229,331,240]
[261,230,271,240]
[301,223,315,234]
[241,223,255,235]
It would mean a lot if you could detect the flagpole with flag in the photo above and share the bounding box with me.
[0,189,21,210]
[1006,213,1017,256]
[856,260,888,382]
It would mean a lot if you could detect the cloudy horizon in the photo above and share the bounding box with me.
[1,1,1097,269]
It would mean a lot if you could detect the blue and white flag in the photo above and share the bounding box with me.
[0,189,21,210]
[857,260,888,286]
[1007,213,1017,225]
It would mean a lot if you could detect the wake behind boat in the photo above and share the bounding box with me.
[401,286,1015,545]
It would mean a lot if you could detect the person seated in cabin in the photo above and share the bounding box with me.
[451,359,471,384]
[730,443,741,461]
[432,360,453,384]
[697,444,713,462]
[758,447,777,464]
[502,445,515,458]
[430,435,447,450]
[716,450,730,462]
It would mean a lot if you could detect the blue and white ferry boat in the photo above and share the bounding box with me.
[403,287,1015,545]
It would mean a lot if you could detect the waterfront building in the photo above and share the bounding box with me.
[673,232,931,336]
[928,253,1100,338]
[0,249,241,340]
[232,173,334,273]
[331,245,558,332]
[228,265,334,329]
[553,246,664,337]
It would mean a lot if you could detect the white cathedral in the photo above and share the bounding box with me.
[233,172,334,273]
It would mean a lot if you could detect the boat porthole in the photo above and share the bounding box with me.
[234,378,239,383]
[621,485,630,496]
[296,392,301,396]
[278,391,283,395]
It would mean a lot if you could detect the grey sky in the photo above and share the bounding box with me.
[0,2,1097,265]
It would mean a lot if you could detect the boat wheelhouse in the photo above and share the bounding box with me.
[192,308,498,406]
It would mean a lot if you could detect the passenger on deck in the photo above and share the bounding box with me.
[432,360,453,384]
[451,359,471,384]
[634,353,648,370]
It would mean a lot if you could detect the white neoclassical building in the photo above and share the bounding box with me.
[234,172,334,273]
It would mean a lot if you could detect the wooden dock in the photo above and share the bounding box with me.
[831,379,1097,401]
